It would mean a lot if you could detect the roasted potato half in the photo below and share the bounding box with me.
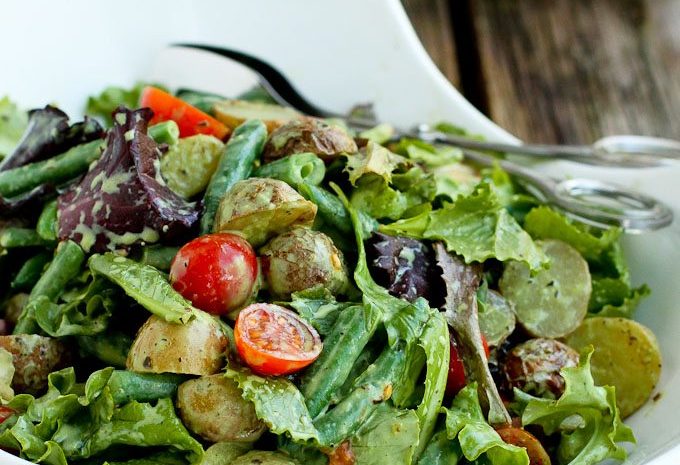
[127,313,228,376]
[503,338,579,398]
[2,293,28,328]
[177,374,265,443]
[231,451,297,465]
[263,117,358,163]
[201,442,253,465]
[260,228,349,299]
[214,178,317,247]
[161,134,225,199]
[0,334,70,394]
[214,100,302,133]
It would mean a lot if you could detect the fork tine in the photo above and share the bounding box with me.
[174,43,333,118]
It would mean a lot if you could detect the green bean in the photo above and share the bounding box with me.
[77,331,133,368]
[298,184,352,234]
[0,140,103,198]
[139,245,180,271]
[200,119,268,234]
[14,240,85,334]
[300,304,380,418]
[314,343,407,446]
[253,153,326,187]
[147,120,180,146]
[0,228,53,248]
[0,122,176,199]
[36,199,58,242]
[11,252,51,291]
[108,370,187,405]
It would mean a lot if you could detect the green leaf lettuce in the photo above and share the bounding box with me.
[0,368,202,464]
[350,405,420,465]
[0,96,28,159]
[444,383,529,465]
[516,347,635,465]
[382,182,546,270]
[88,253,197,324]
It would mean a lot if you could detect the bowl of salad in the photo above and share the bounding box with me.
[1,1,679,465]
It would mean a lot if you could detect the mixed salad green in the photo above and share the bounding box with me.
[0,83,662,465]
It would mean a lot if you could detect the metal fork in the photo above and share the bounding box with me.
[170,44,674,232]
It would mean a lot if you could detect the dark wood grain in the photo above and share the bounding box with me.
[468,0,680,143]
[402,0,460,88]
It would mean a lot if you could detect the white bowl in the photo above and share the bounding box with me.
[2,1,679,464]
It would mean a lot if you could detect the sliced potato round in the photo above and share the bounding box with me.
[478,290,516,347]
[0,335,70,394]
[500,239,591,338]
[214,99,302,133]
[127,314,228,376]
[263,117,358,163]
[214,178,317,247]
[232,451,297,465]
[161,134,225,198]
[565,317,661,418]
[177,374,265,443]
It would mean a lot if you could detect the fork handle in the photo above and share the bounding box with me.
[413,124,676,168]
[414,124,592,158]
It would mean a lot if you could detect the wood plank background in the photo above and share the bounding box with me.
[403,0,680,143]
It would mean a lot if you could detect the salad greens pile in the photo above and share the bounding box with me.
[0,83,661,465]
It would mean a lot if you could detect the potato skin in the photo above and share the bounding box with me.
[127,314,228,376]
[177,374,265,443]
[0,335,70,394]
[503,338,579,398]
[260,228,349,299]
[214,178,317,247]
[263,117,358,163]
[2,293,28,328]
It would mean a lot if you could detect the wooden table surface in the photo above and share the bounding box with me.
[403,0,680,143]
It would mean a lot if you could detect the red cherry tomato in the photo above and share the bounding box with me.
[446,334,490,397]
[234,303,322,376]
[140,86,230,139]
[0,406,15,424]
[170,233,258,315]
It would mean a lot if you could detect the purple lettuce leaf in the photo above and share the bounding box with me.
[0,106,103,172]
[367,232,436,303]
[57,107,198,253]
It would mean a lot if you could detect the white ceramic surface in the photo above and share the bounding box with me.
[1,1,679,464]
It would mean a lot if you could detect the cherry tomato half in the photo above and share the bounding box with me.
[496,426,551,465]
[234,303,322,376]
[446,334,490,397]
[170,233,259,315]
